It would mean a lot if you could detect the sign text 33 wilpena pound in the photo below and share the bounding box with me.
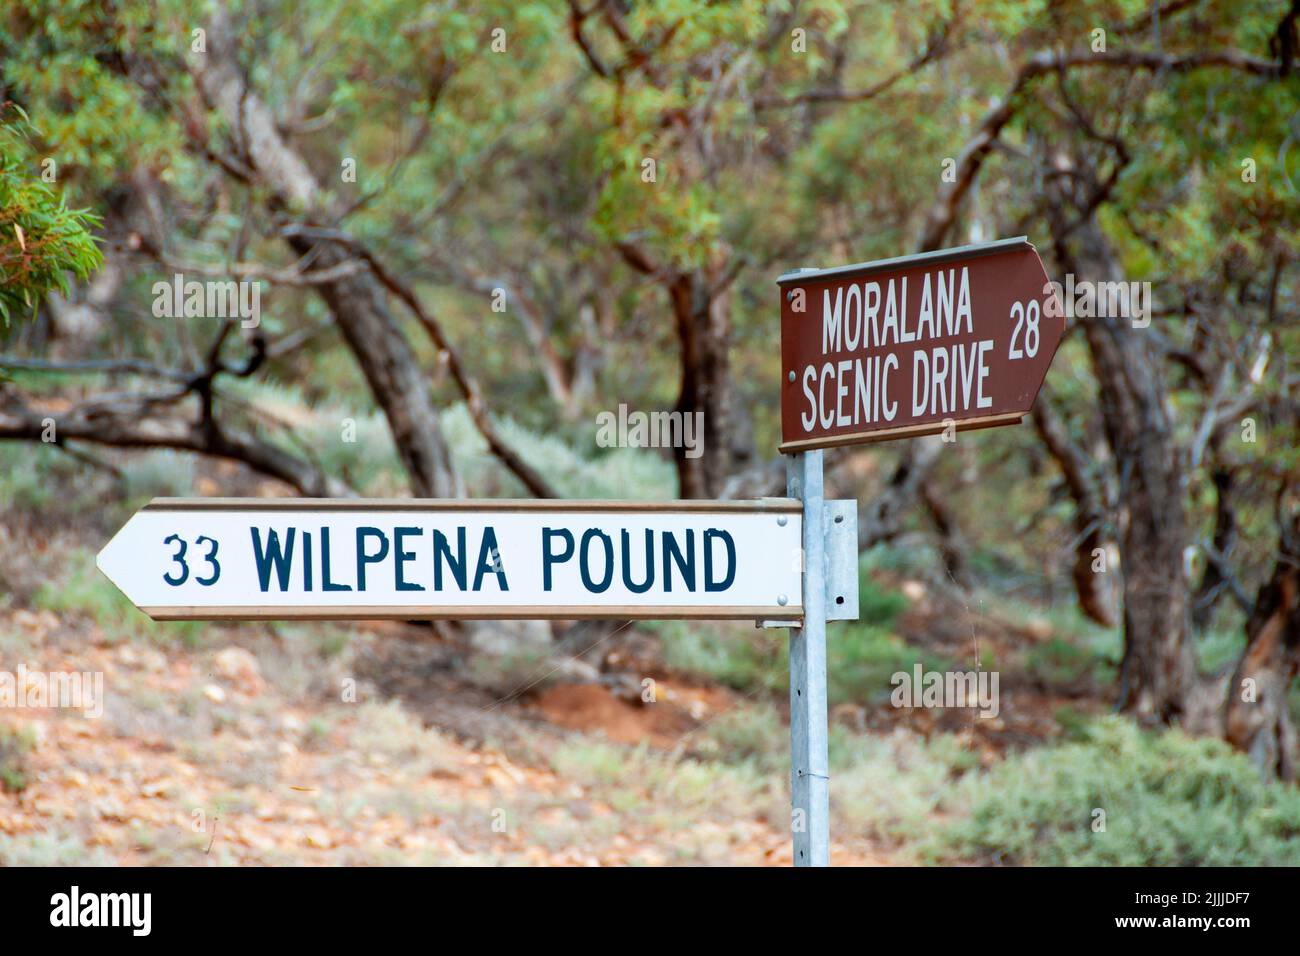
[96,499,803,621]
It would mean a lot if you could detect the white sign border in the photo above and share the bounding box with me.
[103,498,805,622]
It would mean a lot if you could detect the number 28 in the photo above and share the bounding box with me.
[163,534,221,586]
[1009,299,1040,360]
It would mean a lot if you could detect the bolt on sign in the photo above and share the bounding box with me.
[778,237,1065,451]
[97,498,803,621]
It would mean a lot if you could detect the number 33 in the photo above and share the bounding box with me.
[163,534,221,586]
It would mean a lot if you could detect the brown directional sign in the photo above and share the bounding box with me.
[778,237,1065,452]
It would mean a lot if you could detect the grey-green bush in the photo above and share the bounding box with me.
[936,716,1300,866]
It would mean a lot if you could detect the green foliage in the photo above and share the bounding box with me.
[657,620,788,694]
[668,564,923,703]
[826,570,928,706]
[350,700,457,777]
[698,702,981,845]
[937,717,1300,866]
[828,622,946,707]
[1195,626,1247,674]
[550,736,777,837]
[33,547,204,646]
[443,405,677,500]
[697,703,788,771]
[0,107,103,325]
[1025,636,1115,690]
[0,832,116,866]
[832,726,979,844]
[226,373,678,499]
[0,441,89,512]
[0,441,193,521]
[657,567,922,705]
[118,450,198,505]
[0,722,37,792]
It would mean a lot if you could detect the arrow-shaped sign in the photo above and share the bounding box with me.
[778,236,1065,451]
[97,498,804,621]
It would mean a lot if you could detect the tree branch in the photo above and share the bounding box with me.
[0,385,353,498]
[918,45,1283,250]
[755,20,952,109]
[1032,391,1117,627]
[281,224,561,499]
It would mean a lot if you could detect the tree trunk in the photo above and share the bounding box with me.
[922,477,972,588]
[192,9,456,497]
[1224,517,1300,779]
[668,270,732,498]
[1054,220,1203,724]
[1192,467,1240,630]
[1082,309,1201,722]
[1031,394,1117,627]
[285,238,457,497]
[857,437,944,550]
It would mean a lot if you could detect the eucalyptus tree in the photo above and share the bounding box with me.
[911,0,1300,763]
[1,0,566,496]
[4,0,1300,774]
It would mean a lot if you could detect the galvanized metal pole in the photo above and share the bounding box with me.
[788,450,830,866]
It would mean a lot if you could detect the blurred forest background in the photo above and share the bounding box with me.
[2,0,1300,866]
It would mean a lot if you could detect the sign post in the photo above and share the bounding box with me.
[788,449,830,866]
[775,239,1064,866]
[99,496,849,868]
[93,236,1062,868]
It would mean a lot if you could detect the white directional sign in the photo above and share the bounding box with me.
[97,498,803,621]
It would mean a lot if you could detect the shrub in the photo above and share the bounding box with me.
[350,700,455,774]
[1025,636,1114,690]
[700,703,980,846]
[0,833,116,866]
[442,404,676,500]
[935,716,1300,866]
[656,567,925,706]
[0,722,37,792]
[827,571,942,707]
[0,443,86,512]
[33,547,203,646]
[657,620,787,694]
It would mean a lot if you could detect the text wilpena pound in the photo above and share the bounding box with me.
[96,499,804,621]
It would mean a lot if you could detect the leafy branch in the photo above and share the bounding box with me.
[0,104,103,326]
